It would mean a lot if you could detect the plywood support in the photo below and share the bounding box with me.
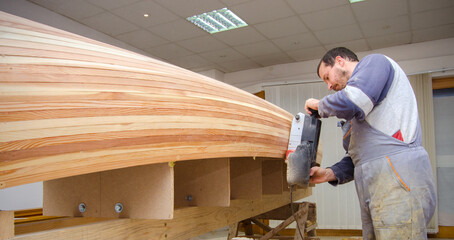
[0,211,14,240]
[230,157,262,200]
[174,158,230,207]
[44,163,174,219]
[262,159,284,195]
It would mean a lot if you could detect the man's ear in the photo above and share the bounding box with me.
[335,56,344,67]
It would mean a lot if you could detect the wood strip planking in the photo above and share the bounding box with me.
[1,142,284,188]
[0,11,293,189]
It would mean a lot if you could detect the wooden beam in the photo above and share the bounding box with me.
[15,217,108,236]
[428,226,454,238]
[433,77,454,90]
[14,189,311,240]
[254,91,265,99]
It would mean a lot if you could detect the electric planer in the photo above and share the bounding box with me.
[286,110,322,187]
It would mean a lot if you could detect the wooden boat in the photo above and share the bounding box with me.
[0,12,320,239]
[0,11,294,190]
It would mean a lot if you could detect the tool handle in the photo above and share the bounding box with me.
[309,108,320,118]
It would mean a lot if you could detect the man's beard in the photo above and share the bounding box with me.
[333,67,349,91]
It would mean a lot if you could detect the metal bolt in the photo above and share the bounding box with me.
[115,203,123,213]
[185,195,193,202]
[78,203,86,213]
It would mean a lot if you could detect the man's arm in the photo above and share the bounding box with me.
[319,54,395,121]
[327,155,354,186]
[309,155,355,186]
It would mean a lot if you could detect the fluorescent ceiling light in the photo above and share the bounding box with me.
[349,0,365,3]
[186,8,248,34]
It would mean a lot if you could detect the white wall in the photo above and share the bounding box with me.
[0,182,43,210]
[433,89,454,226]
[265,82,362,229]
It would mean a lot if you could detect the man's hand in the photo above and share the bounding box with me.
[309,167,336,184]
[305,98,320,115]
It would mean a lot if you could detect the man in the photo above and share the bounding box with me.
[305,47,436,239]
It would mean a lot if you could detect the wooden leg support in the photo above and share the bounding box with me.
[230,202,319,240]
[228,222,239,240]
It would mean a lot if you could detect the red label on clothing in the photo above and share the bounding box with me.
[392,130,404,141]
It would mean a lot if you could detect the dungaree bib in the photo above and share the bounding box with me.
[349,118,436,240]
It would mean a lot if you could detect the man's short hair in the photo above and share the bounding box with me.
[317,47,359,77]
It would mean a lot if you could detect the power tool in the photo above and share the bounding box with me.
[285,110,322,187]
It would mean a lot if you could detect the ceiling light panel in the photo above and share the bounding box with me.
[187,8,248,34]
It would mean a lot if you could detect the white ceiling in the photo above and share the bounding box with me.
[27,0,454,73]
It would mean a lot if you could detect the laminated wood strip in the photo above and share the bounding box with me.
[1,130,287,159]
[1,138,284,189]
[0,12,293,189]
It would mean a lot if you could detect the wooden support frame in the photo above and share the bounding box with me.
[231,202,319,240]
[13,189,311,239]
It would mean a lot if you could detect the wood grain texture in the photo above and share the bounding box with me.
[0,12,293,188]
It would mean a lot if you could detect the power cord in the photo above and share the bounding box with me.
[290,185,305,240]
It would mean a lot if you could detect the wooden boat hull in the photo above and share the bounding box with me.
[0,12,293,189]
